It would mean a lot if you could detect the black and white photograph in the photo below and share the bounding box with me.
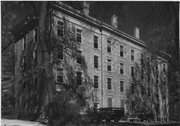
[1,1,180,126]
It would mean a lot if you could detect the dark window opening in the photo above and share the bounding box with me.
[120,81,124,92]
[77,29,82,43]
[107,78,112,90]
[57,21,63,37]
[94,55,98,68]
[58,44,63,59]
[107,59,111,71]
[77,71,82,85]
[94,36,98,49]
[131,67,134,77]
[107,40,111,53]
[120,45,123,57]
[94,76,98,88]
[131,50,134,61]
[120,63,124,74]
[77,50,82,64]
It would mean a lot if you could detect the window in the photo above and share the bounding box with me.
[107,40,111,53]
[94,55,98,68]
[107,97,112,107]
[94,36,98,49]
[107,59,111,71]
[120,99,124,108]
[77,28,82,43]
[58,44,63,59]
[94,76,98,88]
[131,83,134,94]
[131,50,134,61]
[107,78,112,90]
[57,68,63,83]
[120,45,124,57]
[120,81,124,92]
[57,21,63,37]
[77,50,82,64]
[120,63,124,74]
[94,103,98,109]
[77,72,82,85]
[141,54,143,65]
[131,66,134,77]
[141,68,144,80]
[163,64,166,72]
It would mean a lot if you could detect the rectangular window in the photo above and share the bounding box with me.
[107,78,112,90]
[57,68,63,83]
[58,44,63,59]
[120,63,124,74]
[163,64,166,72]
[108,97,112,107]
[131,66,134,77]
[120,81,124,92]
[107,40,111,53]
[107,59,111,71]
[77,50,82,64]
[120,99,124,108]
[120,45,124,57]
[57,21,63,37]
[94,36,98,49]
[94,55,98,68]
[131,83,134,94]
[141,54,143,65]
[94,76,98,88]
[77,28,82,43]
[131,50,134,61]
[77,71,82,85]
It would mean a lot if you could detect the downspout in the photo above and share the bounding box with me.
[100,21,103,108]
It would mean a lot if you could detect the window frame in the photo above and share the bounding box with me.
[76,28,82,43]
[94,75,98,88]
[107,59,112,71]
[107,78,112,90]
[94,35,98,49]
[120,63,124,74]
[77,50,82,64]
[57,21,64,37]
[94,55,98,68]
[120,45,124,57]
[58,44,63,59]
[131,50,134,61]
[120,81,124,92]
[77,71,82,85]
[107,40,111,53]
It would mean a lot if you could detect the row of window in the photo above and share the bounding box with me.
[57,69,124,92]
[94,75,124,92]
[107,97,124,108]
[57,21,135,60]
[56,69,82,85]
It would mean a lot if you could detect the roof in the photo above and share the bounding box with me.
[52,1,147,48]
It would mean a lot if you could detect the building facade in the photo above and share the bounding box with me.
[14,2,169,118]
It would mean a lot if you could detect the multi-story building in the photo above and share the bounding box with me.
[14,2,168,118]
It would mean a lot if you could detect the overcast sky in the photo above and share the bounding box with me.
[12,1,178,42]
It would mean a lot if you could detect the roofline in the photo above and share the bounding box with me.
[52,2,147,48]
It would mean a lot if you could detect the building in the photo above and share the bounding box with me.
[14,2,169,119]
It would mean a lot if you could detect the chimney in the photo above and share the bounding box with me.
[134,27,140,39]
[111,15,118,28]
[83,1,89,15]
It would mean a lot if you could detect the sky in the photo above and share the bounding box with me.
[6,1,178,42]
[65,1,178,42]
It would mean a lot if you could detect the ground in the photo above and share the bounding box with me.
[1,119,46,126]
